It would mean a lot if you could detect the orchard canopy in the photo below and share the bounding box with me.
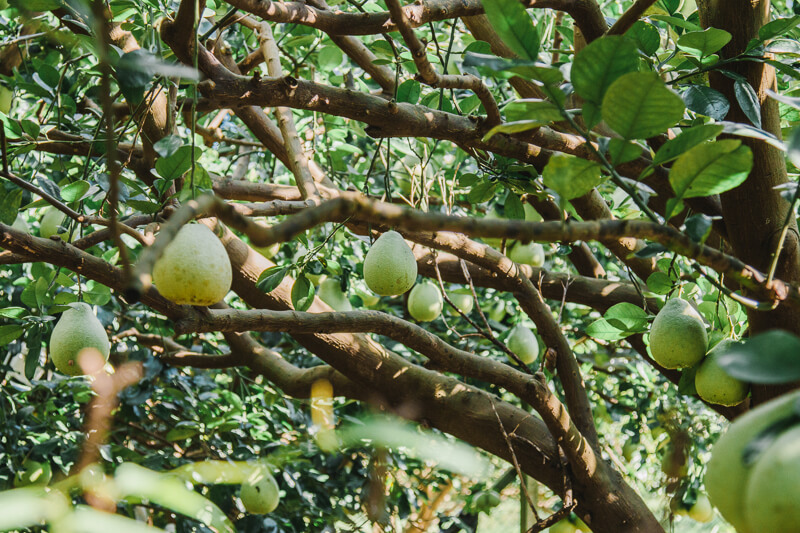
[5,0,800,531]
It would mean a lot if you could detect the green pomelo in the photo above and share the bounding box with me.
[363,230,417,296]
[705,390,800,532]
[508,242,545,267]
[481,210,505,248]
[488,301,506,322]
[688,493,713,523]
[13,460,52,487]
[407,282,443,322]
[353,280,380,306]
[50,302,110,376]
[695,339,749,406]
[447,291,474,315]
[549,519,578,533]
[241,467,280,514]
[253,242,280,259]
[153,224,233,306]
[744,425,800,532]
[40,208,69,240]
[507,325,539,364]
[11,215,29,233]
[523,202,542,222]
[318,278,352,312]
[649,298,707,369]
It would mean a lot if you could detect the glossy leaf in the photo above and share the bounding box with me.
[602,72,685,140]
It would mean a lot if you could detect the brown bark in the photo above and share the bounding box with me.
[699,0,800,404]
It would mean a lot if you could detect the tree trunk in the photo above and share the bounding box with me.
[698,0,800,404]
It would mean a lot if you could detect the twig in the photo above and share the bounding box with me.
[606,0,658,35]
[384,0,501,126]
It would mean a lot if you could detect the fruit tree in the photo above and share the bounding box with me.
[3,0,800,532]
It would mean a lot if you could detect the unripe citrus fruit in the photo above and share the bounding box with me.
[508,242,545,267]
[743,425,800,532]
[407,282,443,322]
[241,467,280,514]
[11,214,29,233]
[153,224,232,306]
[474,490,501,511]
[506,325,538,364]
[319,278,352,311]
[447,290,474,315]
[50,302,110,376]
[40,207,69,240]
[353,280,380,306]
[253,242,280,259]
[523,202,542,222]
[705,390,800,532]
[363,231,417,296]
[549,519,578,533]
[649,298,707,369]
[695,339,749,406]
[688,493,713,523]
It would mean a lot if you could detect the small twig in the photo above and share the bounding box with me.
[384,0,501,126]
[606,0,658,35]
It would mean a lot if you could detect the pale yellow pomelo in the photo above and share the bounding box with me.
[688,493,713,523]
[695,339,749,406]
[548,519,578,533]
[153,224,232,306]
[488,301,506,322]
[744,424,800,532]
[40,207,69,240]
[649,298,707,369]
[507,325,538,364]
[508,242,545,266]
[50,302,110,376]
[353,280,380,306]
[11,214,29,233]
[307,272,327,286]
[363,231,417,296]
[241,467,280,514]
[705,390,800,533]
[407,282,443,322]
[447,291,474,315]
[319,278,352,311]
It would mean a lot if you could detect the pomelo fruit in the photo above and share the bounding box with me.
[40,207,69,241]
[695,339,749,406]
[649,298,707,369]
[549,519,578,533]
[353,280,380,306]
[407,282,443,322]
[363,231,417,296]
[253,242,280,259]
[688,493,713,523]
[50,302,110,376]
[508,242,545,267]
[241,466,280,514]
[319,278,352,311]
[153,224,232,306]
[705,390,800,532]
[743,424,800,532]
[506,325,539,364]
[11,214,29,233]
[447,290,474,315]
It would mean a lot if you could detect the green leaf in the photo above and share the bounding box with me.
[503,99,563,124]
[60,180,91,202]
[684,213,713,243]
[603,302,649,333]
[626,21,661,56]
[758,16,800,42]
[481,0,540,61]
[607,138,642,165]
[9,0,63,9]
[396,79,421,105]
[317,46,343,70]
[0,324,23,346]
[716,331,800,384]
[0,188,22,225]
[482,119,554,140]
[677,28,731,58]
[155,145,201,181]
[646,272,674,295]
[84,281,112,306]
[0,306,26,319]
[586,318,631,341]
[683,85,730,120]
[25,327,41,380]
[602,72,685,140]
[572,36,640,127]
[734,80,762,128]
[678,366,699,395]
[649,14,702,32]
[467,180,498,203]
[652,124,724,165]
[291,275,315,312]
[153,135,182,158]
[504,191,524,220]
[256,266,288,294]
[669,140,752,209]
[542,153,604,201]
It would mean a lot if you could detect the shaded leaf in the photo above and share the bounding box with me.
[717,330,800,384]
[602,72,685,140]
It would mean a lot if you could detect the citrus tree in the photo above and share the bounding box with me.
[2,0,800,531]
